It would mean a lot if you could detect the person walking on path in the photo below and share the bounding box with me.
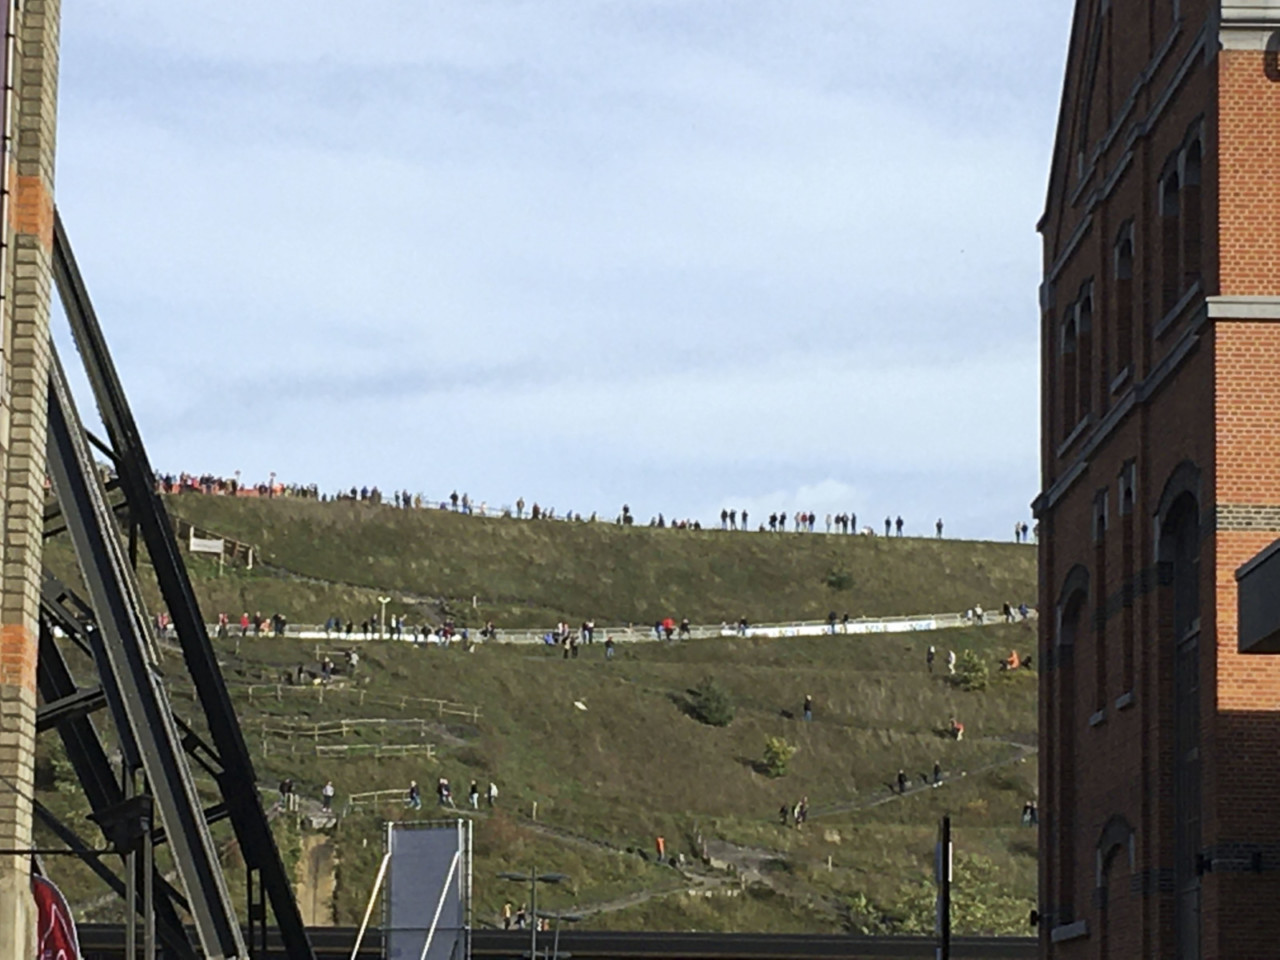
[487,781,499,807]
[927,645,936,673]
[897,769,908,795]
[502,902,513,930]
[947,649,957,675]
[803,694,813,722]
[604,636,615,660]
[933,760,942,786]
[321,781,335,811]
[469,780,480,809]
[407,780,422,810]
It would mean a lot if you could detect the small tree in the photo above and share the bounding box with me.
[761,736,798,778]
[689,677,735,727]
[954,649,990,691]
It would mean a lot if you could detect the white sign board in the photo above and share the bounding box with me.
[189,534,224,555]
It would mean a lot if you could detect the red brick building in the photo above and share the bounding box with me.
[1035,2,1280,957]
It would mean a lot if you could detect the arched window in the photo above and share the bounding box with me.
[1078,291,1094,419]
[1097,817,1136,960]
[1062,317,1079,438]
[1114,231,1134,376]
[1158,478,1201,960]
[1093,489,1108,711]
[1055,567,1089,924]
[1182,141,1202,289]
[1161,171,1181,316]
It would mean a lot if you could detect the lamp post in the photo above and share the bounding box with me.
[378,595,392,639]
[498,867,568,960]
[540,910,579,960]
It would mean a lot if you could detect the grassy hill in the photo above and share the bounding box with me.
[35,495,1040,936]
[162,495,1036,628]
[37,621,1038,934]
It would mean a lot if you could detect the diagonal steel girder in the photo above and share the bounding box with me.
[45,349,247,960]
[52,209,316,960]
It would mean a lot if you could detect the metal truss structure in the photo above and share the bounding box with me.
[34,211,316,960]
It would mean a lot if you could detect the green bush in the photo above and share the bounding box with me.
[954,649,990,691]
[689,677,735,727]
[824,566,854,591]
[761,736,798,778]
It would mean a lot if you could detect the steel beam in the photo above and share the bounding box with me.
[45,352,246,960]
[53,211,315,960]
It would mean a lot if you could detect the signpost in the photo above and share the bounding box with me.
[189,532,226,575]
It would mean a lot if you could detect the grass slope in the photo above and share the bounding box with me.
[106,621,1036,934]
[164,496,1036,628]
[35,496,1039,934]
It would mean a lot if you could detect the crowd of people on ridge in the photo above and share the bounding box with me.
[157,470,1038,542]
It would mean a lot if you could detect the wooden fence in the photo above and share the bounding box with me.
[259,740,436,760]
[258,718,436,741]
[239,683,481,721]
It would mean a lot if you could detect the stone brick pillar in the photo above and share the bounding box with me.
[0,1,60,958]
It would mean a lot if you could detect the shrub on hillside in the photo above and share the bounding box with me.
[953,649,990,691]
[689,676,735,727]
[761,736,798,778]
[825,566,854,591]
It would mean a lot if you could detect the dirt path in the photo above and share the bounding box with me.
[296,833,337,926]
[809,737,1038,820]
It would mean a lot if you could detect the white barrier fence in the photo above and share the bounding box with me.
[202,608,1034,647]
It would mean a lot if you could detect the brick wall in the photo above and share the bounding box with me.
[1217,50,1280,297]
[1037,3,1280,959]
[0,2,60,959]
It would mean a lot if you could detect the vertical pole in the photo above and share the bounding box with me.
[125,768,137,960]
[143,811,155,960]
[246,866,254,960]
[530,870,537,960]
[936,815,951,960]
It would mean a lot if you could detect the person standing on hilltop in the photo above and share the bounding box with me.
[741,509,748,529]
[895,516,904,536]
[936,518,944,538]
[884,516,892,537]
[721,508,729,530]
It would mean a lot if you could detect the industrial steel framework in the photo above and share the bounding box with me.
[32,211,316,960]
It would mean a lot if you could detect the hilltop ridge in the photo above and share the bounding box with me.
[163,494,1037,629]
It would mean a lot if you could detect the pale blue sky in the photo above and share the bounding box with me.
[53,1,1074,539]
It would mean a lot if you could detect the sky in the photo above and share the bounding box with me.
[52,1,1076,540]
